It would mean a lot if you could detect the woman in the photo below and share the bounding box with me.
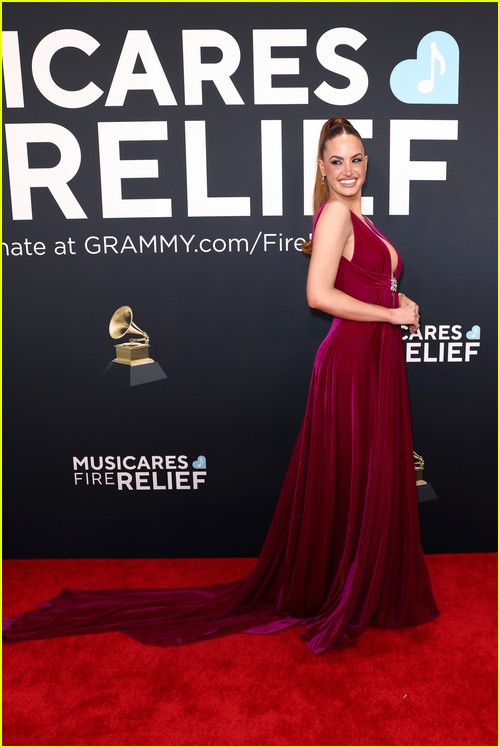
[3,117,439,655]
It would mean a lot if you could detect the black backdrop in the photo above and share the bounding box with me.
[3,2,497,558]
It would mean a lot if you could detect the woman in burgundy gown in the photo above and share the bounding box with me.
[3,118,439,655]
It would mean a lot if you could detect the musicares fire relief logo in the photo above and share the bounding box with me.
[73,454,207,491]
[403,323,481,363]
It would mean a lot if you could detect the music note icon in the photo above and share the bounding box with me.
[417,42,446,94]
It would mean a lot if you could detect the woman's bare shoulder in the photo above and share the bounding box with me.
[317,200,351,224]
[315,201,352,238]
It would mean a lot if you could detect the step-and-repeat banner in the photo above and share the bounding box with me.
[3,3,497,557]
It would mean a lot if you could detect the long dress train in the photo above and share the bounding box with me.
[3,209,439,655]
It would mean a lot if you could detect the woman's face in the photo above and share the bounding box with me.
[319,133,367,201]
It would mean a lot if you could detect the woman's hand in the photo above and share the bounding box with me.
[391,294,420,332]
[399,293,420,333]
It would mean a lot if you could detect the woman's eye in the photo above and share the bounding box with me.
[353,157,362,163]
[331,160,342,165]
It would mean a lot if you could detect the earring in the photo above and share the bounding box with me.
[321,175,326,185]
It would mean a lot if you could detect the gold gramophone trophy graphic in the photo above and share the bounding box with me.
[102,306,167,386]
[414,450,438,502]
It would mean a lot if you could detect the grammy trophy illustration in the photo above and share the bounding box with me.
[102,306,167,386]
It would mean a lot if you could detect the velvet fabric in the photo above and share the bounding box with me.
[3,209,439,655]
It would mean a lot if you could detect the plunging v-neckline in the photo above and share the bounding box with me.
[357,214,399,277]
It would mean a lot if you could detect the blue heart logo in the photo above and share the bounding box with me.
[192,455,206,469]
[466,325,481,340]
[390,31,459,104]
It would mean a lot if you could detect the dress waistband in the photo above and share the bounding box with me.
[339,257,398,292]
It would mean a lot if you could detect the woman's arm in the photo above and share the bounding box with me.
[306,202,420,329]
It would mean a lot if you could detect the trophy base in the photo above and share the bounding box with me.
[417,482,438,503]
[102,360,167,387]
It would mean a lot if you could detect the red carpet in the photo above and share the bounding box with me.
[2,553,497,746]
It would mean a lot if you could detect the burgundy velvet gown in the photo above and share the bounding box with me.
[3,209,439,655]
